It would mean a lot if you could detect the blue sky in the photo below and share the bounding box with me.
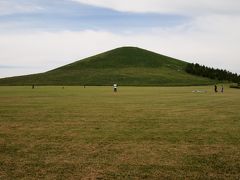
[0,0,240,77]
[0,0,187,32]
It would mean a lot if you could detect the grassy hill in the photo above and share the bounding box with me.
[0,47,216,86]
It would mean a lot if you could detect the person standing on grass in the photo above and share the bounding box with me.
[214,84,218,93]
[221,85,224,93]
[32,84,35,89]
[113,83,117,92]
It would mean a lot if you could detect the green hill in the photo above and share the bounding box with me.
[0,47,216,86]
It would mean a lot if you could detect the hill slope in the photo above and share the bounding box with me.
[0,47,215,86]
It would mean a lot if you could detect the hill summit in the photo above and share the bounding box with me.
[0,47,215,86]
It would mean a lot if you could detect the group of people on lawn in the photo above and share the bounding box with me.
[31,83,224,93]
[214,84,224,93]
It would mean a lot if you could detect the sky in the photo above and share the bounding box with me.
[0,0,240,78]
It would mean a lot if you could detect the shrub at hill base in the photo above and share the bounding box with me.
[230,83,240,89]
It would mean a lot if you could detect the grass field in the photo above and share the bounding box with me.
[0,86,239,179]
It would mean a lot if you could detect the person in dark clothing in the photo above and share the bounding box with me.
[32,84,35,89]
[221,85,224,93]
[214,84,218,93]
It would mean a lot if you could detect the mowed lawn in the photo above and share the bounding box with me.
[0,86,239,179]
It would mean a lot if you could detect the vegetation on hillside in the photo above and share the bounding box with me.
[186,63,240,83]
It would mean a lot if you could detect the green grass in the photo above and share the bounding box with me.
[0,86,239,179]
[0,47,216,86]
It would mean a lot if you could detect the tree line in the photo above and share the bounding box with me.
[185,63,240,83]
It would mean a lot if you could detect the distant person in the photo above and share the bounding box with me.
[221,85,224,93]
[113,83,117,92]
[214,84,218,93]
[32,84,35,89]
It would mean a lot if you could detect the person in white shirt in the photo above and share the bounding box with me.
[113,83,117,92]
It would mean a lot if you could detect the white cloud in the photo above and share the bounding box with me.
[0,13,239,78]
[72,0,240,16]
[0,0,43,15]
[0,30,122,77]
